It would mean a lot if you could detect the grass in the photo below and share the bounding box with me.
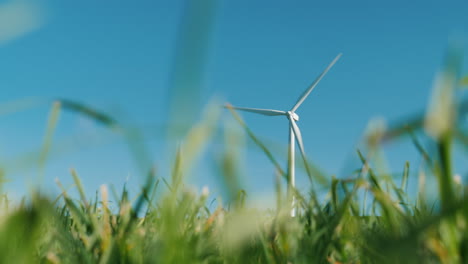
[0,51,467,263]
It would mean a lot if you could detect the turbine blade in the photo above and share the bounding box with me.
[289,117,315,181]
[291,53,342,112]
[288,117,306,158]
[225,105,286,116]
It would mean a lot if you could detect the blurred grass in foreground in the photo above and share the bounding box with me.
[0,49,466,263]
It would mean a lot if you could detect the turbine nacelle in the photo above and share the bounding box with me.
[287,111,299,121]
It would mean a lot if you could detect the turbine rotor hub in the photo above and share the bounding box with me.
[287,111,299,121]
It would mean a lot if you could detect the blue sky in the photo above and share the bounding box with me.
[0,0,467,205]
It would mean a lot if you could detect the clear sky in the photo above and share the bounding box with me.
[1,0,467,205]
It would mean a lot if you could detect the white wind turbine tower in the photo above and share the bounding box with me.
[227,54,341,216]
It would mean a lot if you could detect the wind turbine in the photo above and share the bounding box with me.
[226,54,342,216]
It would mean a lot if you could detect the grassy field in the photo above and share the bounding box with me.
[0,51,467,263]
